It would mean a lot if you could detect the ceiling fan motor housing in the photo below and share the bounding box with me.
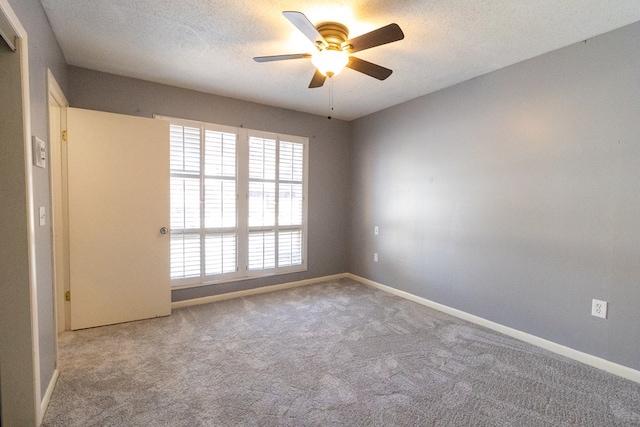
[316,22,349,49]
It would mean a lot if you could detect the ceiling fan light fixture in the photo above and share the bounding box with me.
[255,12,404,88]
[311,47,349,78]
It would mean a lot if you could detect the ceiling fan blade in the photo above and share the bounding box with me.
[343,23,404,53]
[308,69,327,88]
[283,11,328,49]
[346,56,393,80]
[254,53,311,63]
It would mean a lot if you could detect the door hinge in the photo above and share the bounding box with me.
[65,291,70,301]
[62,130,68,142]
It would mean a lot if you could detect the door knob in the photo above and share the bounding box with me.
[160,227,169,234]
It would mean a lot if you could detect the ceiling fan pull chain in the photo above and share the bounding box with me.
[328,79,334,120]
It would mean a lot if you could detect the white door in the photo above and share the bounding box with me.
[67,108,171,330]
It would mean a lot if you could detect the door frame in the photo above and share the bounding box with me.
[0,0,42,424]
[47,69,70,333]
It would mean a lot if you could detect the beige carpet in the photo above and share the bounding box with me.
[43,278,640,426]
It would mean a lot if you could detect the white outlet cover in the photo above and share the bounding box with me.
[374,253,378,262]
[591,299,608,319]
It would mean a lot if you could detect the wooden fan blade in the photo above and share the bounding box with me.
[254,53,311,63]
[346,56,393,80]
[344,23,404,53]
[308,69,327,88]
[283,11,327,50]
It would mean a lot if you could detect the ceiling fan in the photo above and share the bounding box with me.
[254,11,405,88]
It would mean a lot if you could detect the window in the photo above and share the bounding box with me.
[159,116,308,288]
[247,135,305,271]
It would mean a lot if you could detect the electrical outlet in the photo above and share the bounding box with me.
[374,253,378,262]
[591,299,607,319]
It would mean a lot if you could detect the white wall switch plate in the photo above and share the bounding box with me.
[33,136,46,168]
[374,253,378,262]
[591,299,607,319]
[39,206,46,226]
[374,226,379,235]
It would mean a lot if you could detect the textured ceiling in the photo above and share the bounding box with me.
[40,0,640,121]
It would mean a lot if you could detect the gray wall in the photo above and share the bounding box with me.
[7,0,69,399]
[349,22,640,370]
[67,67,351,301]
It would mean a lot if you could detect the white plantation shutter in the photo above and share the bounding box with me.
[247,134,306,273]
[203,127,237,277]
[248,137,277,228]
[249,137,276,180]
[159,116,307,287]
[248,136,277,270]
[204,179,236,228]
[169,124,201,280]
[248,231,276,270]
[167,120,239,286]
[170,125,200,173]
[248,181,276,227]
[278,183,303,225]
[171,233,200,278]
[205,129,236,177]
[279,141,304,182]
[205,233,236,275]
[170,177,200,229]
[278,230,303,267]
[276,140,304,268]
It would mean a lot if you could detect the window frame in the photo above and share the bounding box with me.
[157,115,308,289]
[244,129,309,279]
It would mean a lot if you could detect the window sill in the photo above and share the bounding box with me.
[170,266,308,290]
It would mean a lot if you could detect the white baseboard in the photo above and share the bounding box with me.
[171,273,349,309]
[38,368,59,426]
[347,273,640,384]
